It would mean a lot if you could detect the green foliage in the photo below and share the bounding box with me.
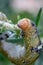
[6,29,24,45]
[36,8,42,27]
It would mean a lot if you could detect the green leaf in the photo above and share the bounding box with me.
[6,37,24,45]
[36,8,42,27]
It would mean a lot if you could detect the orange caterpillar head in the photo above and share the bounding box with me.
[17,18,31,30]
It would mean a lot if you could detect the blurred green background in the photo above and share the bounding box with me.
[0,0,43,65]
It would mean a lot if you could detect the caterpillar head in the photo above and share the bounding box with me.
[17,18,32,31]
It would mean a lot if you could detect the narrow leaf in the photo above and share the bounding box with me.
[36,8,42,27]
